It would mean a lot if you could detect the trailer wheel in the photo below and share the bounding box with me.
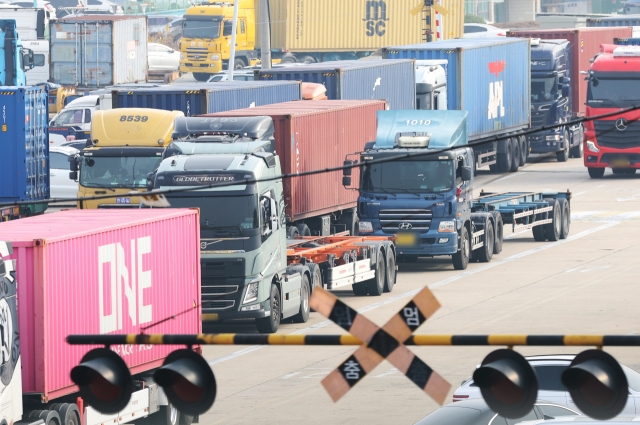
[49,403,79,425]
[509,139,520,172]
[28,410,61,425]
[148,404,193,425]
[287,226,300,239]
[192,73,209,82]
[452,226,470,270]
[532,225,546,242]
[293,274,310,323]
[296,223,311,237]
[519,136,527,166]
[497,140,512,173]
[383,249,396,293]
[556,131,570,162]
[352,282,368,296]
[365,252,386,296]
[256,284,281,333]
[491,212,504,254]
[588,167,605,179]
[543,199,561,242]
[476,220,494,263]
[559,198,570,240]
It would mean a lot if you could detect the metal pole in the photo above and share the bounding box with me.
[260,0,271,70]
[227,0,240,79]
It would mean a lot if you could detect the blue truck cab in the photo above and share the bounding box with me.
[0,20,35,86]
[528,39,583,161]
[349,110,499,270]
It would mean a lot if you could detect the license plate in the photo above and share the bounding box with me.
[116,198,131,204]
[396,233,417,247]
[611,158,631,167]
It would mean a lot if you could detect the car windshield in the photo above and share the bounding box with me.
[80,156,162,189]
[531,76,558,102]
[361,160,455,193]
[587,75,640,107]
[51,109,83,126]
[182,17,222,39]
[165,195,260,230]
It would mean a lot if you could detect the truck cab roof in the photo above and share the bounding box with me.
[591,46,640,72]
[64,94,107,108]
[531,38,570,72]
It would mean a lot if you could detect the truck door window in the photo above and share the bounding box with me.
[84,109,92,123]
[456,159,464,185]
[240,20,245,34]
[33,54,45,67]
[223,21,233,36]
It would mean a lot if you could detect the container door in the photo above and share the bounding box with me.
[24,88,50,201]
[50,22,81,86]
[81,22,114,87]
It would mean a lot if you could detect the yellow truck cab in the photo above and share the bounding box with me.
[70,108,184,209]
[180,0,256,80]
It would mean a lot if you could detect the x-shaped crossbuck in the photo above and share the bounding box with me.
[309,286,451,404]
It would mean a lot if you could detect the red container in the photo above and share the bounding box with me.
[0,209,201,400]
[507,27,633,116]
[204,100,386,221]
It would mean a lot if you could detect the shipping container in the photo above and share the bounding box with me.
[507,27,632,116]
[0,86,49,203]
[614,37,640,45]
[254,60,415,110]
[261,0,463,52]
[383,38,530,140]
[112,81,302,116]
[204,100,386,221]
[0,209,201,399]
[50,16,148,88]
[587,15,640,27]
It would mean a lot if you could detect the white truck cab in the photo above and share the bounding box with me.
[49,94,112,146]
[415,59,448,111]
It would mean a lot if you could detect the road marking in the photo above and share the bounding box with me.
[282,372,301,379]
[374,368,399,378]
[596,184,607,188]
[208,220,618,366]
[573,191,587,197]
[494,173,518,183]
[616,193,640,202]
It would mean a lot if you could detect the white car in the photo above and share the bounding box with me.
[50,146,78,199]
[148,42,180,73]
[463,23,507,38]
[453,355,640,415]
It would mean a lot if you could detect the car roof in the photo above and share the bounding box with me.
[51,145,79,155]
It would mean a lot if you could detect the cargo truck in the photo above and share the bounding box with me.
[180,0,464,81]
[69,108,185,208]
[583,44,640,178]
[345,110,572,269]
[0,209,201,425]
[507,27,633,162]
[383,38,531,173]
[147,101,396,332]
[0,19,36,87]
[49,93,112,145]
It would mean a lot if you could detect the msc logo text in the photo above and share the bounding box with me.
[363,0,388,37]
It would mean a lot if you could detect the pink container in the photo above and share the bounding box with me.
[0,209,201,401]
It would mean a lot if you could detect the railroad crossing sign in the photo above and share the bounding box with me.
[309,286,451,404]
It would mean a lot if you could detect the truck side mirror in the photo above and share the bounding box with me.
[461,166,472,182]
[342,160,353,187]
[21,48,35,71]
[69,171,78,181]
[146,172,156,191]
[562,85,570,98]
[69,154,79,172]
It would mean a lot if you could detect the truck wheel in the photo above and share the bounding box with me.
[383,249,396,293]
[309,263,322,292]
[519,136,527,166]
[365,252,386,296]
[287,226,300,239]
[532,225,546,241]
[588,167,605,179]
[476,221,494,263]
[192,73,209,82]
[509,139,520,172]
[497,140,512,173]
[296,223,311,237]
[293,274,310,323]
[28,410,61,425]
[281,54,297,63]
[556,131,570,162]
[559,198,570,240]
[543,199,561,242]
[49,403,79,425]
[452,227,470,270]
[233,58,246,69]
[148,404,193,425]
[300,55,316,64]
[491,212,503,254]
[570,128,584,158]
[612,168,628,175]
[256,284,280,333]
[352,282,368,296]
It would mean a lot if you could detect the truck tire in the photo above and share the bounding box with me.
[559,198,570,240]
[497,140,512,173]
[193,73,209,82]
[570,127,584,158]
[28,410,61,425]
[519,136,527,166]
[148,404,193,425]
[383,248,396,293]
[281,54,297,63]
[365,252,386,296]
[352,281,368,296]
[300,55,316,64]
[452,226,470,270]
[476,220,494,263]
[532,225,546,241]
[256,284,281,333]
[296,223,311,237]
[233,58,246,69]
[509,139,520,172]
[309,263,322,292]
[49,404,79,425]
[491,212,504,254]
[556,131,570,162]
[292,274,310,323]
[543,199,561,242]
[588,167,605,178]
[287,226,300,239]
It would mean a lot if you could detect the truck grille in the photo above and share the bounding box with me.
[594,120,640,149]
[186,47,209,61]
[203,300,235,310]
[379,209,432,232]
[531,109,549,127]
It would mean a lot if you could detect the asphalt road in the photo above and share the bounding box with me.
[198,156,640,425]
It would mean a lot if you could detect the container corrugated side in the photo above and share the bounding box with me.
[204,100,386,220]
[384,38,530,139]
[508,27,632,116]
[112,81,302,116]
[0,209,201,399]
[255,60,415,110]
[0,86,49,202]
[587,16,640,27]
[615,37,640,45]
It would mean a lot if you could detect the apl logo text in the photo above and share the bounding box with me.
[363,0,388,37]
[488,60,506,119]
[99,236,153,334]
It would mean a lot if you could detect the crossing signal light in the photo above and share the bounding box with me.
[561,350,628,420]
[473,349,538,419]
[153,349,217,416]
[70,348,133,414]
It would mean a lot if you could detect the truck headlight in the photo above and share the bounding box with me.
[243,280,259,304]
[438,221,456,233]
[211,54,220,61]
[586,141,600,153]
[359,221,373,233]
[546,135,561,141]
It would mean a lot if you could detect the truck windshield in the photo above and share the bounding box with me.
[80,156,162,189]
[361,160,454,193]
[587,75,640,107]
[531,77,557,102]
[182,17,222,39]
[165,195,260,230]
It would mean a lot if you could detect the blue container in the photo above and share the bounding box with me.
[254,60,416,110]
[614,37,640,45]
[112,81,302,116]
[383,38,530,140]
[0,86,49,202]
[587,15,640,27]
